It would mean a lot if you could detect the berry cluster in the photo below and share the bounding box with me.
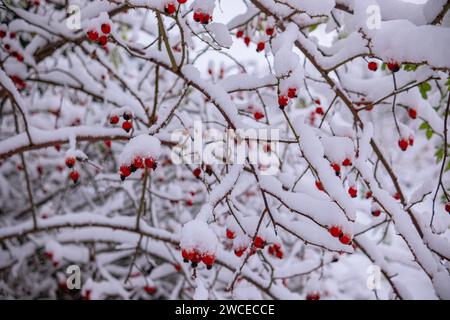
[328,225,353,246]
[278,87,298,109]
[181,248,215,269]
[65,156,80,184]
[398,135,414,151]
[267,243,283,259]
[87,22,111,46]
[109,111,133,133]
[119,156,157,181]
[306,292,321,300]
[193,11,212,25]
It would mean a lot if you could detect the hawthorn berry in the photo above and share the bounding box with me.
[133,157,143,169]
[193,167,202,178]
[144,157,156,169]
[372,209,381,217]
[398,139,408,151]
[0,30,5,38]
[306,292,321,300]
[315,181,324,191]
[165,3,176,15]
[348,186,357,198]
[87,30,98,41]
[120,165,131,180]
[266,27,275,36]
[408,136,414,146]
[368,61,378,71]
[101,23,111,34]
[144,286,157,294]
[234,247,246,257]
[65,157,76,169]
[407,107,417,119]
[253,236,265,249]
[342,158,352,167]
[109,115,119,124]
[278,95,289,108]
[201,254,215,269]
[315,107,324,115]
[387,62,400,73]
[98,35,108,46]
[331,163,341,176]
[287,88,297,99]
[256,42,265,52]
[365,191,373,199]
[254,111,264,120]
[329,225,342,238]
[339,233,352,245]
[177,0,187,3]
[9,32,16,39]
[122,121,132,132]
[186,199,193,206]
[104,140,112,148]
[244,36,251,47]
[201,13,211,25]
[226,229,235,239]
[193,11,202,22]
[236,30,244,38]
[69,170,79,183]
[445,202,450,213]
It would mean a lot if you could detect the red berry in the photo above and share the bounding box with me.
[244,36,251,47]
[181,249,190,262]
[87,30,98,41]
[339,233,352,245]
[253,236,265,249]
[144,286,157,294]
[186,199,193,206]
[165,3,176,15]
[69,170,79,183]
[266,27,274,36]
[193,11,202,22]
[120,165,131,178]
[226,229,235,240]
[234,248,245,257]
[133,157,143,169]
[9,32,16,39]
[256,42,265,52]
[365,191,372,199]
[372,209,381,217]
[368,61,378,71]
[201,254,215,268]
[16,53,23,62]
[201,13,211,25]
[331,163,340,175]
[306,293,320,300]
[109,115,119,124]
[445,202,450,213]
[98,35,108,46]
[101,23,111,34]
[104,140,112,148]
[398,139,408,151]
[315,181,324,191]
[342,158,352,167]
[287,88,297,99]
[178,0,187,3]
[387,62,400,72]
[393,192,401,200]
[408,136,414,146]
[0,31,5,38]
[315,107,324,115]
[236,30,244,38]
[408,108,417,119]
[348,186,357,198]
[65,157,76,168]
[275,250,283,259]
[278,95,289,108]
[329,225,342,238]
[144,157,156,169]
[193,167,201,178]
[254,111,264,120]
[122,121,132,132]
[263,144,271,153]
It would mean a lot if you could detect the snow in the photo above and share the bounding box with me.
[118,134,162,165]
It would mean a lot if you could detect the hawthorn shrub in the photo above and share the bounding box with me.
[0,0,449,300]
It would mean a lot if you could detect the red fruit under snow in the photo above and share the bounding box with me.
[445,202,450,213]
[133,157,143,169]
[366,191,372,199]
[101,23,111,34]
[144,286,157,294]
[253,236,265,249]
[372,210,381,217]
[244,36,251,47]
[306,293,320,300]
[104,140,112,148]
[287,88,297,99]
[120,165,131,178]
[109,115,119,124]
[144,157,155,169]
[186,199,193,206]
[342,158,352,166]
[278,95,289,108]
[368,61,378,71]
[315,107,324,115]
[87,30,98,41]
[348,186,357,198]
[98,35,108,46]
[165,3,176,15]
[201,13,211,25]
[177,0,187,3]
[236,30,244,38]
[226,229,235,239]
[275,250,283,259]
[234,248,245,257]
[408,108,417,119]
[65,157,76,168]
[329,225,342,238]
[69,170,79,183]
[339,233,352,245]
[201,254,215,268]
[315,180,324,191]
[398,139,408,151]
[122,121,132,132]
[331,163,340,175]
[193,167,201,178]
[387,62,400,72]
[266,27,274,36]
[254,111,264,120]
[393,192,401,200]
[408,136,414,146]
[0,30,5,38]
[256,42,265,52]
